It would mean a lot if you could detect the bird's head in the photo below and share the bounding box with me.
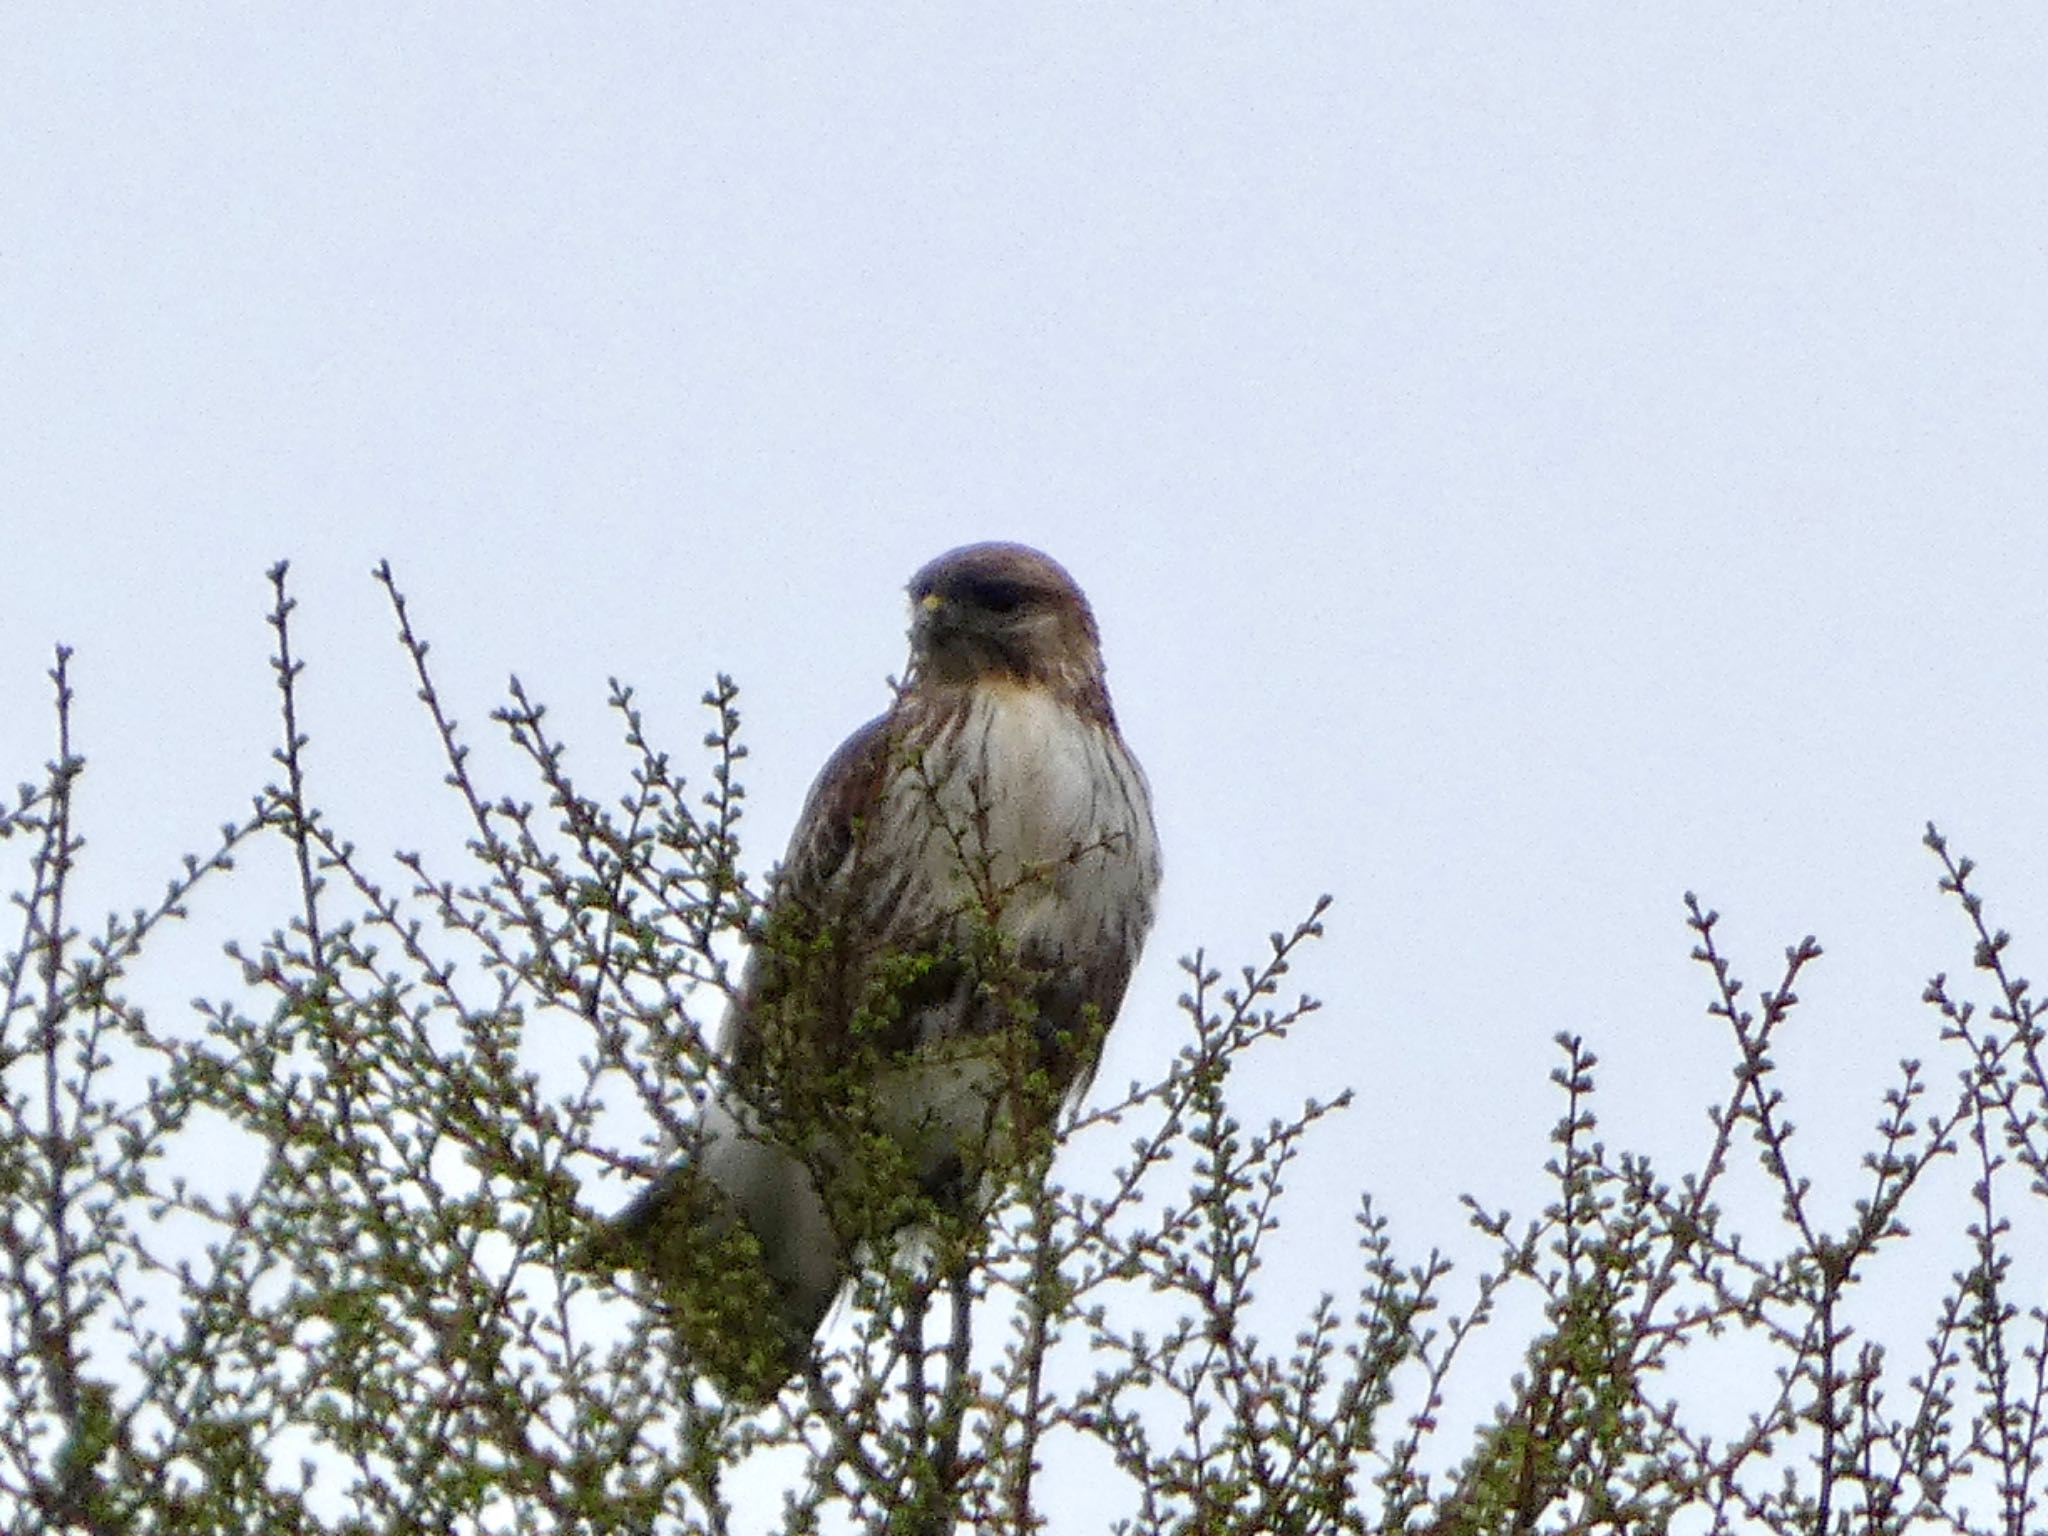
[906,543,1107,703]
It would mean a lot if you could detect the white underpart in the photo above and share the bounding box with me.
[867,680,1161,1169]
[890,681,1160,974]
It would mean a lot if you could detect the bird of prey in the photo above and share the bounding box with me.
[593,541,1160,1402]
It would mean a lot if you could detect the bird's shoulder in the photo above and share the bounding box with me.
[773,708,900,911]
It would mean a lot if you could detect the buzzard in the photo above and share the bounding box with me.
[596,542,1160,1402]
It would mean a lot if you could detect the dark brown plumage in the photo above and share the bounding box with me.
[597,542,1160,1402]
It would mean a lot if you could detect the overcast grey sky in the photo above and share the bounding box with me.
[6,5,2047,1509]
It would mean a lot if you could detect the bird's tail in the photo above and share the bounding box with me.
[578,1097,847,1406]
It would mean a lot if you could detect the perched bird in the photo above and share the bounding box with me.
[593,542,1160,1402]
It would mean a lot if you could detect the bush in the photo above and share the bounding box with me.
[4,564,2043,1533]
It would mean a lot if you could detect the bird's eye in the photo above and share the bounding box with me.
[961,577,1028,615]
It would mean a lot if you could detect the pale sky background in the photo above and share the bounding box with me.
[6,7,2047,1520]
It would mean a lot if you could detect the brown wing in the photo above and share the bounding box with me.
[1013,835,1155,1110]
[768,712,898,919]
[1021,926,1143,1110]
[720,700,982,1102]
[720,710,895,1093]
